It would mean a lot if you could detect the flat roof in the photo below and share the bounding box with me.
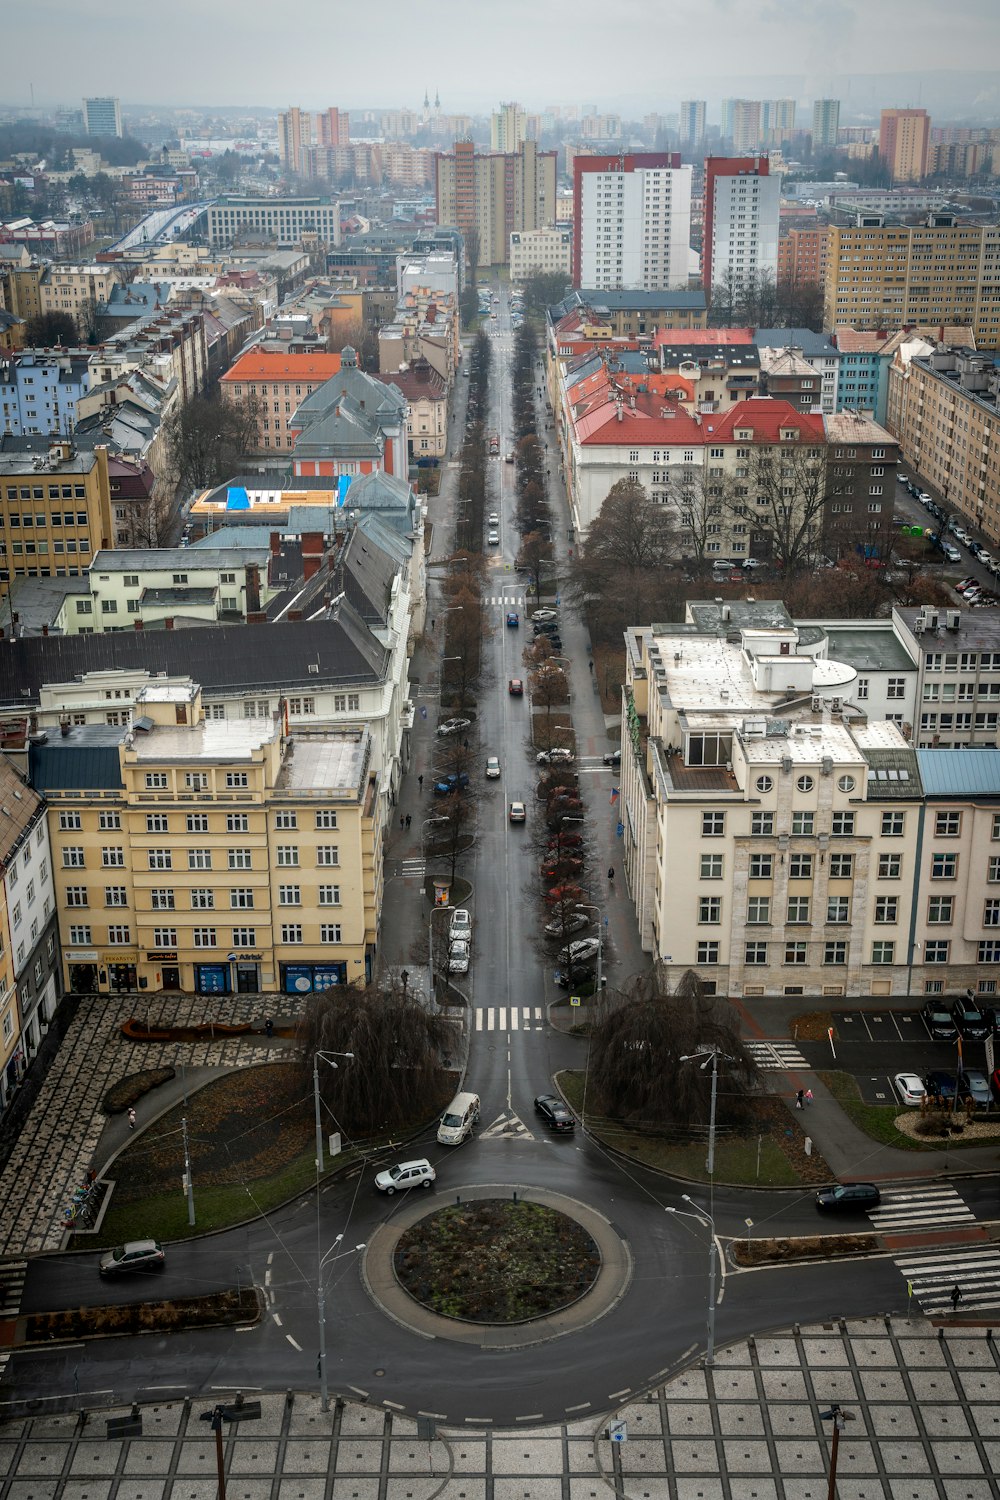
[276,732,369,796]
[822,625,915,673]
[130,719,278,762]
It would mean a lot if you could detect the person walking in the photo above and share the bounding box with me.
[400,814,405,829]
[607,866,615,881]
[264,1016,274,1039]
[951,1283,962,1311]
[127,1107,136,1130]
[795,1089,804,1110]
[418,774,424,791]
[804,1087,814,1105]
[405,813,412,830]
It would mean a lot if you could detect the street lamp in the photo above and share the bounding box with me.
[316,1232,366,1416]
[820,1405,854,1500]
[313,1050,354,1175]
[680,1045,735,1179]
[666,1193,718,1366]
[428,903,455,1007]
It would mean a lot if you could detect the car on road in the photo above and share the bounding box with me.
[558,936,601,965]
[898,473,910,485]
[508,677,524,696]
[602,749,621,766]
[894,1072,927,1107]
[505,453,515,463]
[449,908,471,941]
[962,1069,993,1109]
[531,609,559,623]
[742,558,764,569]
[374,1158,436,1195]
[537,748,575,764]
[433,772,470,796]
[815,1183,881,1213]
[925,1068,958,1102]
[941,543,962,563]
[922,1001,958,1040]
[509,800,526,823]
[447,939,470,974]
[506,611,519,627]
[970,541,984,558]
[534,1093,575,1132]
[488,512,500,525]
[485,755,501,779]
[436,717,471,737]
[949,997,990,1040]
[99,1239,166,1276]
[488,530,500,545]
[544,910,589,938]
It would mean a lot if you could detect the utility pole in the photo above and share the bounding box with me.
[181,1115,195,1226]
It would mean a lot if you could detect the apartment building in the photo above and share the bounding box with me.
[54,546,274,633]
[220,347,343,457]
[509,228,572,282]
[572,153,693,292]
[0,350,93,437]
[879,109,930,182]
[721,100,763,153]
[31,685,382,998]
[434,140,556,267]
[776,227,828,289]
[83,97,122,138]
[206,198,342,250]
[895,605,1000,750]
[679,102,707,151]
[491,103,526,152]
[823,410,900,559]
[39,265,125,340]
[823,216,1000,347]
[702,157,781,295]
[377,360,447,460]
[812,100,841,151]
[0,441,114,596]
[548,289,707,343]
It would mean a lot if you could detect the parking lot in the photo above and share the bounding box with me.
[798,1005,997,1106]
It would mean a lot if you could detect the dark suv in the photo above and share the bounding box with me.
[922,1001,958,1041]
[948,997,989,1040]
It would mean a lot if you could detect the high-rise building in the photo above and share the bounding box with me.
[491,102,526,152]
[879,108,930,181]
[83,97,122,139]
[702,156,781,294]
[679,101,707,151]
[762,99,796,145]
[317,108,350,148]
[279,107,314,174]
[435,139,556,267]
[572,152,692,292]
[812,99,841,151]
[722,99,763,152]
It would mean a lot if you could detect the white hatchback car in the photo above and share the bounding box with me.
[374,1158,436,1195]
[485,756,501,779]
[449,907,472,941]
[448,939,470,974]
[488,530,500,545]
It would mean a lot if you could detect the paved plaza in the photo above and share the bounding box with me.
[3,1316,1000,1500]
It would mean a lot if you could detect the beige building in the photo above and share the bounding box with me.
[509,227,572,283]
[879,109,930,182]
[823,216,1000,347]
[0,442,114,598]
[39,264,125,338]
[32,684,383,998]
[435,140,557,267]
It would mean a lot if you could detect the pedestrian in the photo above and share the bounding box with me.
[463,737,469,750]
[804,1087,814,1105]
[589,660,594,674]
[127,1107,136,1130]
[265,1016,274,1039]
[430,618,435,631]
[400,813,405,829]
[951,1283,962,1311]
[405,813,412,829]
[607,866,615,881]
[795,1089,804,1110]
[418,774,424,791]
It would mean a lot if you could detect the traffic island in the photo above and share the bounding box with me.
[22,1286,260,1344]
[730,1232,880,1268]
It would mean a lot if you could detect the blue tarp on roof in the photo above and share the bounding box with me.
[226,486,250,510]
[337,475,351,507]
[916,749,1000,797]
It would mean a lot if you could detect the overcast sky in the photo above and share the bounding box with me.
[6,0,1000,114]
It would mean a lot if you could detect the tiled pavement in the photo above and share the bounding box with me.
[0,993,305,1259]
[3,1317,1000,1500]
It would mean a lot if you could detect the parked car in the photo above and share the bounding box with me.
[488,512,500,525]
[558,937,602,965]
[961,1069,993,1109]
[949,997,990,1040]
[541,855,585,880]
[508,677,524,696]
[602,749,621,767]
[531,609,559,623]
[544,910,589,938]
[537,748,575,764]
[488,530,500,545]
[485,755,501,779]
[374,1158,436,1194]
[509,800,526,823]
[815,1183,881,1213]
[433,772,470,796]
[925,1068,958,1102]
[436,717,471,737]
[99,1240,165,1276]
[534,1094,575,1132]
[742,558,764,569]
[447,939,470,975]
[894,1072,927,1107]
[554,963,596,989]
[449,908,471,941]
[922,1002,958,1041]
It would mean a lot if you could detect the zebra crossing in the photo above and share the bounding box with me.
[894,1245,1000,1313]
[475,1006,544,1032]
[744,1040,808,1071]
[487,595,528,609]
[479,1111,535,1142]
[395,858,427,879]
[868,1184,977,1236]
[0,1258,26,1320]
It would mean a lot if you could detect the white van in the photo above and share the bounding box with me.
[437,1091,480,1146]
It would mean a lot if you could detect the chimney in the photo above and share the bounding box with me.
[133,618,144,630]
[288,608,304,621]
[245,562,261,615]
[269,530,281,556]
[60,718,70,737]
[165,617,174,630]
[41,624,48,636]
[247,611,267,624]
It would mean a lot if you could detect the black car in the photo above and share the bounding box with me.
[925,1068,958,1102]
[602,749,621,767]
[982,1005,1000,1035]
[533,622,559,636]
[534,1093,575,1132]
[815,1183,881,1213]
[554,963,596,989]
[922,1001,958,1041]
[948,997,989,1040]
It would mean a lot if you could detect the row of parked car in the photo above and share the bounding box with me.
[922,995,1000,1041]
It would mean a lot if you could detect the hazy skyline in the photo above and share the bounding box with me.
[4,0,1000,115]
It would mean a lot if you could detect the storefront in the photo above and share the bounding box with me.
[195,963,230,996]
[66,949,100,994]
[281,962,348,995]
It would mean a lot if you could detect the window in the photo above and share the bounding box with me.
[229,849,252,869]
[97,810,121,831]
[107,925,131,945]
[59,811,81,830]
[320,923,342,944]
[145,814,169,834]
[827,896,850,923]
[886,678,905,700]
[700,855,723,879]
[191,889,214,910]
[102,847,125,868]
[318,884,341,905]
[993,813,1000,842]
[747,896,770,924]
[189,849,212,870]
[837,775,856,793]
[856,679,869,701]
[928,895,953,923]
[226,772,249,788]
[227,813,249,833]
[829,853,854,879]
[104,886,128,907]
[979,940,1000,963]
[62,847,85,868]
[316,846,339,866]
[749,854,772,878]
[274,810,298,829]
[279,884,301,905]
[192,928,217,947]
[187,813,209,833]
[878,853,901,879]
[755,776,773,793]
[784,942,807,965]
[787,896,811,924]
[791,812,815,835]
[232,927,256,947]
[701,813,725,836]
[315,809,338,829]
[145,772,168,789]
[696,941,719,964]
[935,812,961,836]
[931,853,957,879]
[65,886,88,906]
[925,940,950,964]
[871,941,895,965]
[881,812,905,837]
[751,812,774,835]
[281,923,303,944]
[789,854,813,879]
[831,812,855,836]
[153,928,178,948]
[745,942,768,965]
[69,924,92,944]
[796,774,815,794]
[698,897,722,924]
[230,889,254,909]
[984,899,1000,927]
[875,896,899,924]
[185,772,207,790]
[150,890,175,910]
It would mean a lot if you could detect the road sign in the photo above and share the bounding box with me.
[744,1217,754,1229]
[570,995,581,1007]
[609,1419,627,1443]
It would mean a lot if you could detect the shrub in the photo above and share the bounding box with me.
[102,1067,175,1115]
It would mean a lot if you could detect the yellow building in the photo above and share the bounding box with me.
[823,216,1000,347]
[0,441,114,597]
[879,109,930,182]
[435,139,557,267]
[39,264,124,339]
[0,262,44,329]
[31,683,383,998]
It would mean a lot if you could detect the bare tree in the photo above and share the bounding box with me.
[735,442,830,574]
[674,469,729,572]
[166,392,263,495]
[118,488,177,548]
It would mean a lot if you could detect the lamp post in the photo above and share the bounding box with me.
[819,1405,854,1500]
[428,903,454,1007]
[316,1232,366,1415]
[667,1194,718,1366]
[313,1050,354,1176]
[680,1045,734,1179]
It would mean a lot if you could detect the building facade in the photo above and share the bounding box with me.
[812,100,841,151]
[679,102,707,151]
[206,199,342,250]
[0,441,114,597]
[879,109,930,182]
[509,228,572,282]
[83,97,122,138]
[434,140,557,267]
[220,347,343,457]
[572,153,692,292]
[702,156,781,295]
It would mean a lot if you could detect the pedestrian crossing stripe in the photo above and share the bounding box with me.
[396,859,427,878]
[475,1006,544,1032]
[488,595,527,607]
[478,1111,535,1141]
[744,1041,808,1070]
[0,1258,27,1319]
[893,1245,1000,1310]
[869,1185,976,1233]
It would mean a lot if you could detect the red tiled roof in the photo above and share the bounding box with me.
[653,327,753,347]
[704,399,825,443]
[221,348,343,383]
